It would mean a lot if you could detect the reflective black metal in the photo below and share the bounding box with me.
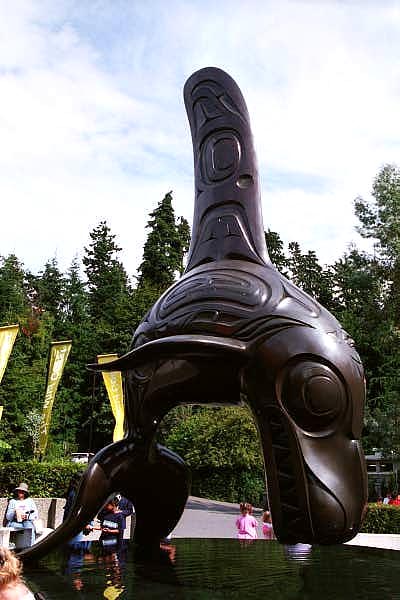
[20,67,367,560]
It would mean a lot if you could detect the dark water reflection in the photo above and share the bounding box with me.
[24,539,400,599]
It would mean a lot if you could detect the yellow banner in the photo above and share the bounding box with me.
[98,354,125,442]
[0,324,19,385]
[39,341,72,457]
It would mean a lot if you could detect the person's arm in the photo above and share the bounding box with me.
[5,499,16,523]
[102,525,119,533]
[27,499,39,521]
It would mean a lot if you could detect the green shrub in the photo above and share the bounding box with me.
[191,467,265,507]
[0,461,86,497]
[361,503,400,534]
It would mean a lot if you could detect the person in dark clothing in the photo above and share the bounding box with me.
[99,499,124,548]
[63,474,81,522]
[114,494,134,531]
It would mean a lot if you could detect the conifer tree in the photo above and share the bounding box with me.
[137,191,190,291]
[287,242,334,308]
[31,257,66,338]
[0,254,30,324]
[265,229,289,275]
[82,221,135,450]
[83,221,133,350]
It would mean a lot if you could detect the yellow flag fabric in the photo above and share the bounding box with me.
[98,354,125,442]
[39,341,72,457]
[0,324,19,385]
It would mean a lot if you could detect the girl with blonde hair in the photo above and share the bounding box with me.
[235,502,258,540]
[0,546,35,599]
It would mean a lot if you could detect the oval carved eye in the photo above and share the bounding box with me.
[279,361,346,433]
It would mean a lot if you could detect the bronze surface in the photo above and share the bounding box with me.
[20,67,367,560]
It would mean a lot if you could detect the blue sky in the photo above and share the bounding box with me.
[1,0,400,276]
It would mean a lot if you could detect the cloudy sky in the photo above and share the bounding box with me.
[1,0,399,277]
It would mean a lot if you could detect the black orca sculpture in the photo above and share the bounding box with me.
[20,67,367,560]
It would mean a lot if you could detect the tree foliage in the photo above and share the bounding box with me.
[0,175,398,499]
[0,192,189,460]
[137,191,191,291]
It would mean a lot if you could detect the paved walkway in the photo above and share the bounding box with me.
[171,496,400,551]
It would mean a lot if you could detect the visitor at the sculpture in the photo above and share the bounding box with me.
[98,494,134,537]
[63,474,92,545]
[5,484,38,547]
[114,494,134,532]
[383,492,391,504]
[236,502,258,540]
[389,493,400,506]
[0,546,35,599]
[261,510,274,539]
[62,473,81,521]
[99,499,124,548]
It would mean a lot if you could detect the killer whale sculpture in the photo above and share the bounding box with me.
[20,67,367,560]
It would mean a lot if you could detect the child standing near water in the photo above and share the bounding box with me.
[236,502,258,539]
[261,510,274,539]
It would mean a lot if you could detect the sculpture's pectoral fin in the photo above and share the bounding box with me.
[123,444,190,546]
[87,335,249,372]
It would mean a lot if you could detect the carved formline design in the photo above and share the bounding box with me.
[19,67,367,562]
[190,79,248,135]
[187,204,266,267]
[184,68,268,271]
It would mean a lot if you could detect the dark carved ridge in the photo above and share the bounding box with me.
[19,67,367,562]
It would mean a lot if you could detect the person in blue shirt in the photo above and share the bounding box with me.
[114,494,134,532]
[99,499,124,548]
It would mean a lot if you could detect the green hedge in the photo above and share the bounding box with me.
[0,461,86,497]
[0,461,264,506]
[361,503,400,534]
[191,467,265,507]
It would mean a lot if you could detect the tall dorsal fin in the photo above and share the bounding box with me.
[183,67,270,272]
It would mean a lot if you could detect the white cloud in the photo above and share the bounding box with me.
[0,0,398,276]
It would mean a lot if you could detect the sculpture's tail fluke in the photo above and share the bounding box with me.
[183,67,270,272]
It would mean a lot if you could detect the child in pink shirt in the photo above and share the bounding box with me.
[236,502,258,539]
[261,510,274,539]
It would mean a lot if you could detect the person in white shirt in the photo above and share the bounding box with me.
[5,483,38,547]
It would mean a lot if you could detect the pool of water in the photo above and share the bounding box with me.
[24,539,400,599]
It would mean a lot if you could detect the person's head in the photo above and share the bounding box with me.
[239,502,252,515]
[104,499,118,513]
[0,547,22,587]
[262,510,272,523]
[13,483,29,500]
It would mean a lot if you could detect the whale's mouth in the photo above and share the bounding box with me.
[266,410,313,543]
[265,409,363,545]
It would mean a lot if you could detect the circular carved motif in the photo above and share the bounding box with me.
[200,129,241,184]
[279,361,346,434]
